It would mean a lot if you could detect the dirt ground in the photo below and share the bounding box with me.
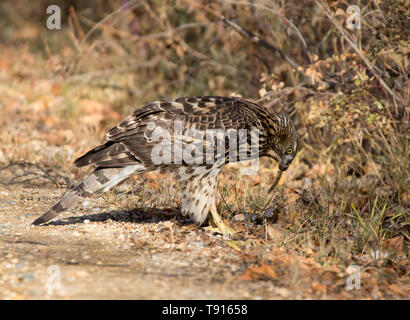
[0,180,407,300]
[0,183,295,300]
[0,10,408,299]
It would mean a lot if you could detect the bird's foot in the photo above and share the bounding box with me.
[204,208,236,240]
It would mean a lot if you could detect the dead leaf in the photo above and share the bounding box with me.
[388,283,407,297]
[312,281,327,294]
[239,264,278,281]
[382,236,403,252]
[334,8,345,16]
[266,224,284,242]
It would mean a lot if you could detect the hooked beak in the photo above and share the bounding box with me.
[279,156,294,171]
[279,162,288,171]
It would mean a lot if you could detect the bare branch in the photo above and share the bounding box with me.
[221,16,301,71]
[315,0,404,106]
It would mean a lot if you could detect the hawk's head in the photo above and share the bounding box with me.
[265,114,298,171]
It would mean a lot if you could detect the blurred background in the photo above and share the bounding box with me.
[0,0,408,296]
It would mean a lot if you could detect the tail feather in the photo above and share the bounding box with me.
[32,165,142,225]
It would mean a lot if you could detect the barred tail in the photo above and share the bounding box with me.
[32,165,142,225]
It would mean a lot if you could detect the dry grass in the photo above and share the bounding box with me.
[0,0,408,299]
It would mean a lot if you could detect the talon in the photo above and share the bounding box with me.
[205,203,236,240]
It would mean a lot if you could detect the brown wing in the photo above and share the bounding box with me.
[74,96,267,168]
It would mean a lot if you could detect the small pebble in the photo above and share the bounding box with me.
[81,201,90,207]
[233,214,245,222]
[81,251,90,260]
[190,241,204,248]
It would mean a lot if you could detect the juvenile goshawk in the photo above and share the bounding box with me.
[32,96,297,237]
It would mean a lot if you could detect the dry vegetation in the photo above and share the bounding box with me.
[0,0,408,299]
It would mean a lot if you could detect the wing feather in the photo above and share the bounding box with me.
[74,96,269,168]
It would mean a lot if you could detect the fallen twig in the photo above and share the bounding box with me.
[0,162,72,187]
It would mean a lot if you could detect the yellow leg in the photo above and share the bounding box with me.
[204,202,236,240]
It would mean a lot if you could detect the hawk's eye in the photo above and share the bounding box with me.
[286,148,293,155]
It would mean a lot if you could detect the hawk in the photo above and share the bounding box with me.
[32,96,297,237]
